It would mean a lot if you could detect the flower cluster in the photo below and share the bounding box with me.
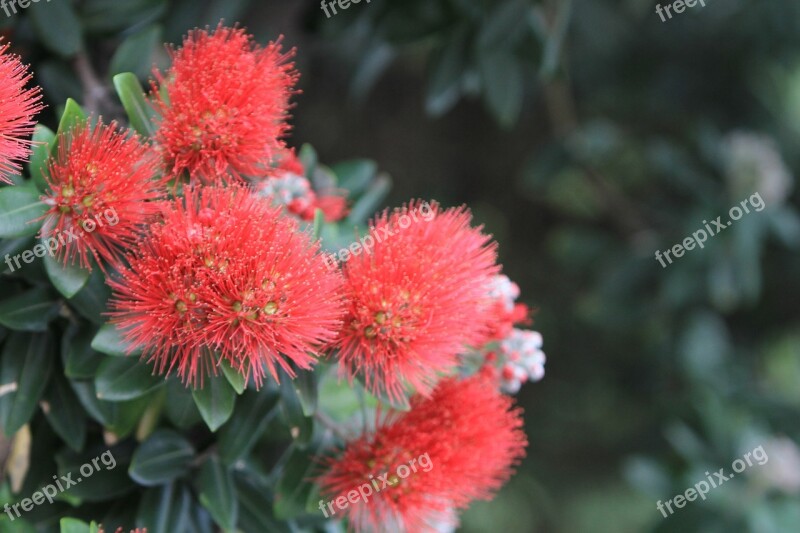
[317,371,528,532]
[0,21,546,531]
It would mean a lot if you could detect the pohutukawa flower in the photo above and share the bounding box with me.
[40,120,163,270]
[0,39,43,184]
[337,201,499,402]
[108,185,344,386]
[317,371,527,532]
[152,24,299,184]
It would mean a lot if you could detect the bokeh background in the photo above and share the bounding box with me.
[3,0,800,531]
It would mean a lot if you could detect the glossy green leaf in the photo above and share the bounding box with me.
[197,455,238,530]
[0,185,48,238]
[95,357,164,401]
[192,375,236,432]
[67,267,111,324]
[44,250,91,298]
[0,287,59,332]
[218,389,280,464]
[29,124,56,192]
[62,324,105,379]
[91,323,142,357]
[129,429,195,486]
[136,483,192,533]
[60,518,91,533]
[113,73,157,137]
[56,446,135,502]
[53,99,88,154]
[44,373,86,452]
[0,331,54,435]
[165,379,202,429]
[220,360,246,395]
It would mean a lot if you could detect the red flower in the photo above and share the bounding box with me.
[337,201,499,402]
[317,371,527,532]
[0,40,43,184]
[481,274,530,343]
[152,24,298,184]
[108,185,344,386]
[40,120,163,270]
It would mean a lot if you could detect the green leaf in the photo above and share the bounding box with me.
[62,324,105,379]
[137,483,192,533]
[346,174,392,225]
[425,26,469,116]
[331,160,377,196]
[53,99,88,155]
[273,443,325,520]
[298,144,318,176]
[95,357,164,401]
[113,73,157,137]
[0,287,59,332]
[44,250,91,298]
[218,389,280,464]
[220,360,246,395]
[0,331,54,435]
[192,375,236,432]
[0,185,48,238]
[60,518,91,533]
[67,267,111,324]
[479,52,524,128]
[44,373,87,452]
[235,470,290,533]
[129,430,195,486]
[29,0,83,58]
[29,124,56,192]
[109,25,163,79]
[279,369,313,446]
[164,379,202,429]
[197,456,238,530]
[91,323,142,357]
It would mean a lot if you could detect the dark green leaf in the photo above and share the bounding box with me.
[332,160,377,196]
[29,0,83,58]
[53,99,88,155]
[218,389,280,464]
[165,379,202,429]
[95,357,164,401]
[60,518,91,533]
[129,429,195,486]
[0,331,54,434]
[56,445,136,502]
[44,373,86,452]
[346,173,392,225]
[479,52,524,128]
[192,374,236,432]
[109,25,163,79]
[63,323,105,379]
[0,185,48,238]
[197,455,238,530]
[44,249,91,298]
[67,267,111,324]
[0,287,59,332]
[279,370,314,446]
[136,483,192,533]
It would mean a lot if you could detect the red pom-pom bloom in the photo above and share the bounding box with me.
[337,201,499,402]
[0,40,43,184]
[108,185,344,386]
[40,120,163,270]
[152,24,298,184]
[317,371,527,532]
